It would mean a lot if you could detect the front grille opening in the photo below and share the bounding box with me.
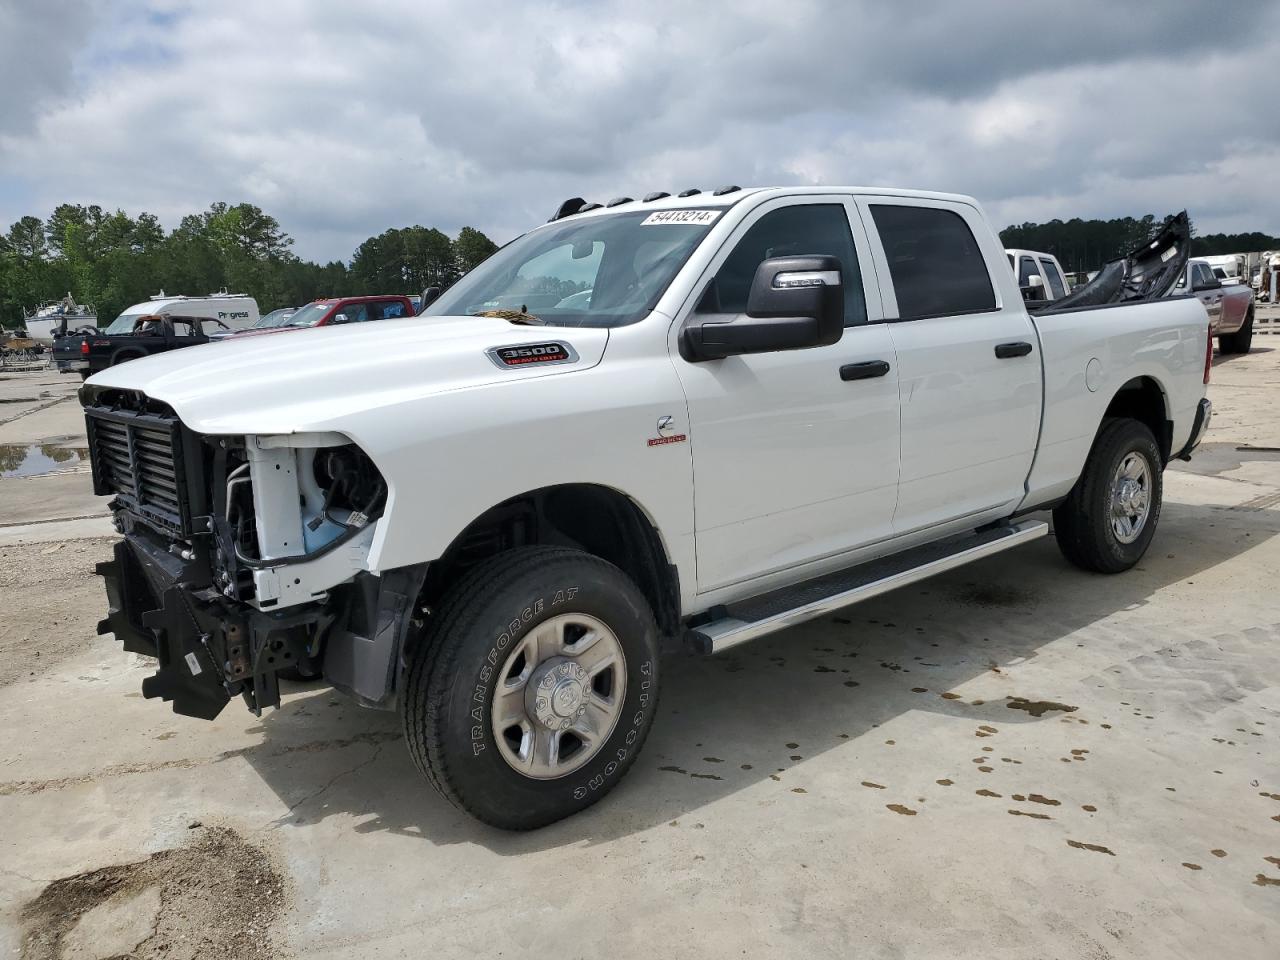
[85,402,191,536]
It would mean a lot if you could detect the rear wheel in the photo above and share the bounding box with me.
[1218,308,1253,354]
[1053,418,1163,574]
[402,547,661,830]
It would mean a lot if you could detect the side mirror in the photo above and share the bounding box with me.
[682,255,844,361]
[418,286,442,313]
[1020,274,1045,300]
[1192,278,1221,292]
[331,312,349,325]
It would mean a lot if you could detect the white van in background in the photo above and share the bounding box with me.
[98,291,260,335]
[1005,249,1072,302]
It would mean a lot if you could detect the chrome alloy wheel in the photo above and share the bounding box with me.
[1109,451,1153,544]
[490,613,627,779]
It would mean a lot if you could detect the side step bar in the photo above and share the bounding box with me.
[688,520,1048,654]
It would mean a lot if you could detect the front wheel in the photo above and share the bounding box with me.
[1053,418,1163,574]
[402,547,661,830]
[1218,308,1253,354]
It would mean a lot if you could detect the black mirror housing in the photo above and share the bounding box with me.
[683,255,844,361]
[1191,278,1221,292]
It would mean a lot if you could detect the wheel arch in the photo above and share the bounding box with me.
[1103,375,1172,463]
[420,482,682,643]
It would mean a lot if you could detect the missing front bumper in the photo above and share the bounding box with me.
[96,537,322,720]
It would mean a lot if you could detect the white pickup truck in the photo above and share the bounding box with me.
[83,186,1212,829]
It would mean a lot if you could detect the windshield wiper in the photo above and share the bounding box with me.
[474,308,545,325]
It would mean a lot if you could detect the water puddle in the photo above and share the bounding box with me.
[0,443,91,478]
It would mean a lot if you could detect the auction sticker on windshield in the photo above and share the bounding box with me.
[641,210,722,226]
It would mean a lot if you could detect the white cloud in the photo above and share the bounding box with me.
[1,0,1278,260]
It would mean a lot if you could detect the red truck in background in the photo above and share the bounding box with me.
[230,295,415,339]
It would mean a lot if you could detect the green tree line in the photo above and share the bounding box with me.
[1000,214,1280,274]
[0,202,499,330]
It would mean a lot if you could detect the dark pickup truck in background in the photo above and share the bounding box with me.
[52,314,230,379]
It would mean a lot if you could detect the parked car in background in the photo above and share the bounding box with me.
[1005,248,1071,302]
[1199,253,1247,286]
[1171,258,1255,353]
[86,184,1211,830]
[59,314,231,379]
[228,295,415,338]
[53,292,260,375]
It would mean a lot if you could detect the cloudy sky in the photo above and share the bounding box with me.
[2,0,1277,262]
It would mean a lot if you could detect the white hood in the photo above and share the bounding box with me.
[85,316,609,435]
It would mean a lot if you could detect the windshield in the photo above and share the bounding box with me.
[283,303,333,328]
[104,311,150,334]
[254,308,296,328]
[424,210,720,327]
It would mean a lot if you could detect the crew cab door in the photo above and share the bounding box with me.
[672,197,901,592]
[858,197,1042,534]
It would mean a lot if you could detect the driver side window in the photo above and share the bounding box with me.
[712,204,866,325]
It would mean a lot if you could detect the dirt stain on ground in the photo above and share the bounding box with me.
[1006,697,1078,717]
[886,804,917,816]
[936,779,953,786]
[1182,862,1202,871]
[20,825,285,960]
[1028,794,1061,806]
[861,781,886,790]
[690,773,722,781]
[658,765,687,775]
[1008,809,1052,820]
[1210,849,1227,858]
[1252,875,1280,887]
[976,789,1001,798]
[1067,840,1115,856]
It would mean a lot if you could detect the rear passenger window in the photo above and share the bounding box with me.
[712,204,866,325]
[376,300,407,320]
[1039,259,1067,298]
[870,205,996,320]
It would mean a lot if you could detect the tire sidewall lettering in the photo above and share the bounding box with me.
[463,582,657,804]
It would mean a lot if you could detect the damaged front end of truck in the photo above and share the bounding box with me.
[85,385,425,719]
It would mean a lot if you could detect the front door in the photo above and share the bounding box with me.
[672,197,901,592]
[859,196,1042,534]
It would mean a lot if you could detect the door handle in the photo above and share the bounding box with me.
[994,341,1033,359]
[840,360,891,381]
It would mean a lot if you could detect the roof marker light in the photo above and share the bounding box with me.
[605,196,634,207]
[677,188,701,197]
[643,192,671,202]
[712,184,741,196]
[549,197,587,222]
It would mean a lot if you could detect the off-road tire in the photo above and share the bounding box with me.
[402,547,661,830]
[1218,307,1254,354]
[1053,418,1163,574]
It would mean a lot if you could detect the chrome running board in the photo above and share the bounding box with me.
[688,520,1048,654]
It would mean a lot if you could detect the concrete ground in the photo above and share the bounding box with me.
[1,327,1278,959]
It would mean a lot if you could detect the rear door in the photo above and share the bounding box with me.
[858,196,1042,534]
[1038,257,1068,300]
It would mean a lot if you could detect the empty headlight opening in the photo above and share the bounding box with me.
[222,440,386,571]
